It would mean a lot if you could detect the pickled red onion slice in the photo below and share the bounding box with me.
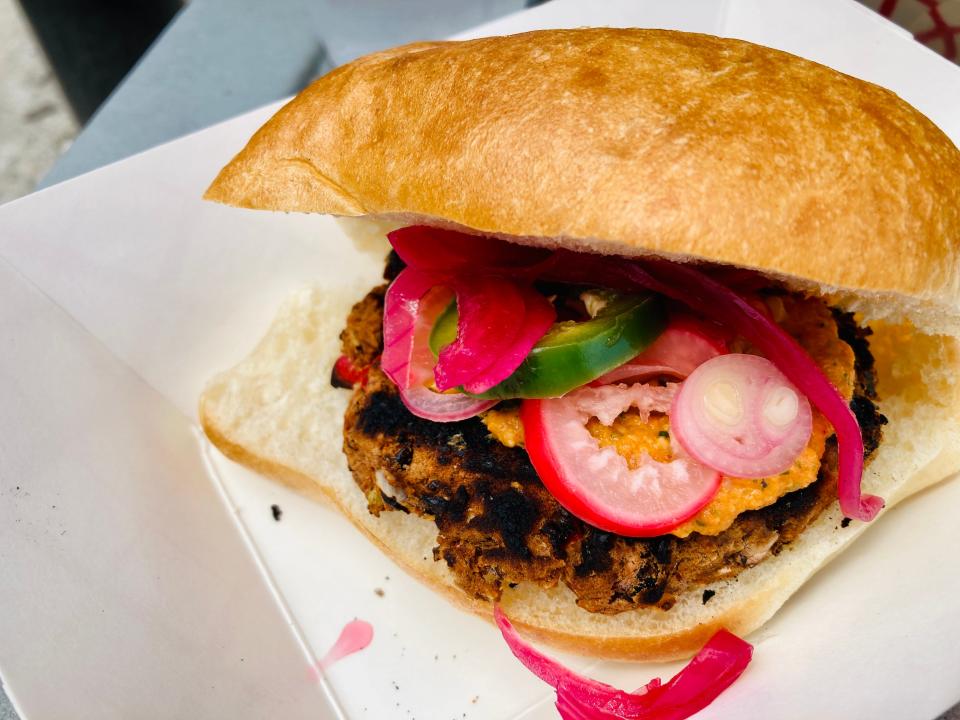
[434,276,555,393]
[544,251,881,522]
[388,225,552,277]
[386,227,557,395]
[433,275,527,391]
[595,315,727,385]
[461,283,556,394]
[671,354,813,478]
[381,268,496,421]
[385,226,881,521]
[494,605,753,720]
[381,267,438,386]
[642,260,882,522]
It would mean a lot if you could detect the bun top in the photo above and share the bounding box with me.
[205,28,960,335]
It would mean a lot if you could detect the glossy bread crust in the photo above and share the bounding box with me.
[205,28,960,335]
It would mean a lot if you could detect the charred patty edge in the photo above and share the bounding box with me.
[339,278,886,614]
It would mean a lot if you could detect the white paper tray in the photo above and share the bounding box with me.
[2,1,959,718]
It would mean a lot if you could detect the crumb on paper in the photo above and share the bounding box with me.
[374,587,385,597]
[702,589,716,605]
[471,696,479,704]
[271,504,283,521]
[841,517,851,528]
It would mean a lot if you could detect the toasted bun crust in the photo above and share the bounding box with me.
[205,28,960,336]
[200,287,960,661]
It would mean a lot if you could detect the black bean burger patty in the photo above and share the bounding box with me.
[337,280,886,614]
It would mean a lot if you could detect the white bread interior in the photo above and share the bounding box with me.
[200,286,960,662]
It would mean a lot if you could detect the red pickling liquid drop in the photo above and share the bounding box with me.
[318,620,374,671]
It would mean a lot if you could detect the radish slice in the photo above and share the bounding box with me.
[494,605,753,720]
[521,383,721,536]
[384,226,881,521]
[542,250,882,522]
[643,261,883,521]
[594,315,727,385]
[671,354,812,478]
[382,268,497,421]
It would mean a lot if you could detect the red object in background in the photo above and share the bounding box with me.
[871,0,960,60]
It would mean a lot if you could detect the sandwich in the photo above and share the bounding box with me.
[199,28,960,666]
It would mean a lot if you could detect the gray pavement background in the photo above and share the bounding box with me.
[0,691,14,720]
[39,0,525,188]
[0,0,76,203]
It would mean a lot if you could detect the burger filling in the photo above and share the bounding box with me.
[336,244,886,614]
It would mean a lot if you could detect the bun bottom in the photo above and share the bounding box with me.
[200,286,960,661]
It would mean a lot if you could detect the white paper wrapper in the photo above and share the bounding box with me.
[2,1,959,718]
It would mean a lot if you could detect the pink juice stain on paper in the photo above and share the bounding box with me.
[310,620,374,679]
